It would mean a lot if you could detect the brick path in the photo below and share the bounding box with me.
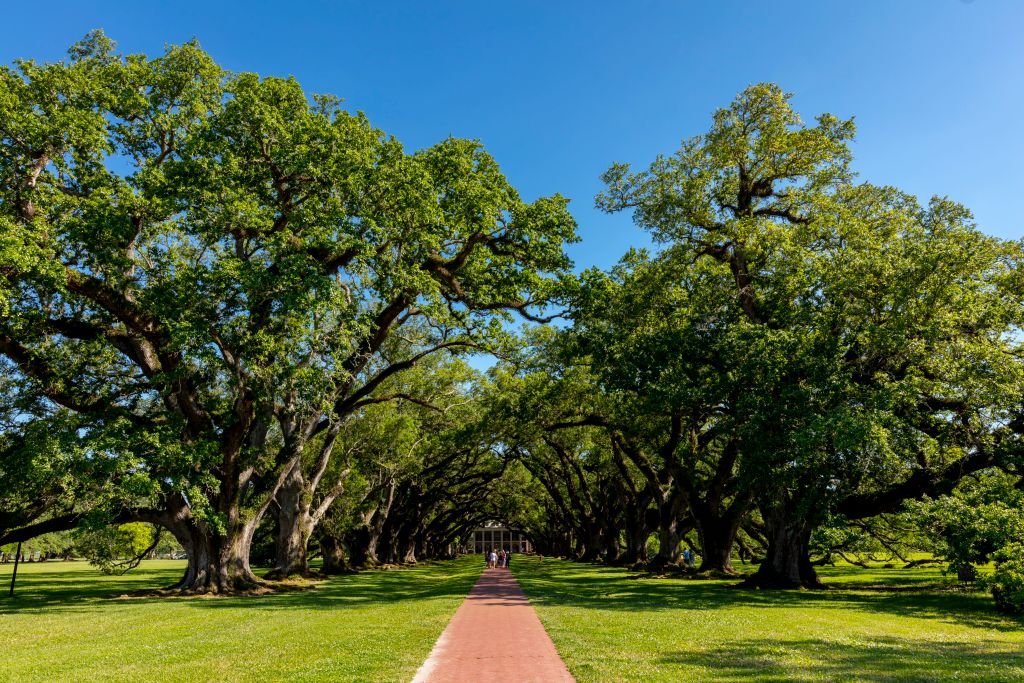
[411,566,575,682]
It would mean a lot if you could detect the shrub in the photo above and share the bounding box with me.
[989,543,1024,614]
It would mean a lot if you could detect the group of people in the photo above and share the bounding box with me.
[486,547,512,568]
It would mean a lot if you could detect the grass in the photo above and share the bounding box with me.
[5,554,1022,682]
[0,556,482,682]
[513,557,1024,683]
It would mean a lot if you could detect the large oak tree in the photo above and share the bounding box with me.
[598,84,1024,587]
[0,33,576,591]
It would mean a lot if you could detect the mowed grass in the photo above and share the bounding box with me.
[0,556,482,682]
[513,557,1024,683]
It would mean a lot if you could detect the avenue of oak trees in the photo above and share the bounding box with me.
[3,36,1024,599]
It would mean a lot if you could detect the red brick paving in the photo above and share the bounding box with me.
[411,566,575,682]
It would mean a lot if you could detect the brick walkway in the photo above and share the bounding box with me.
[411,566,575,682]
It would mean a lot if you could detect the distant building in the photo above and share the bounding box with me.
[466,522,532,554]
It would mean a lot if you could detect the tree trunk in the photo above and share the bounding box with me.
[379,523,401,564]
[345,527,371,568]
[696,518,737,577]
[319,532,349,574]
[693,507,743,574]
[618,524,650,566]
[578,524,604,562]
[614,501,651,566]
[364,528,381,565]
[742,512,821,589]
[269,467,314,578]
[648,494,687,570]
[401,537,417,564]
[164,501,260,593]
[360,480,396,566]
[650,526,680,570]
[269,426,353,578]
[392,520,417,564]
[600,517,622,564]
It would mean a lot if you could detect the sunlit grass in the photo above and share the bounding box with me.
[1,557,482,682]
[514,557,1024,682]
[6,554,1021,682]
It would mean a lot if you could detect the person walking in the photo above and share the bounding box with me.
[504,547,512,569]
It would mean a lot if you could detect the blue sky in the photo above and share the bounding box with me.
[3,0,1022,271]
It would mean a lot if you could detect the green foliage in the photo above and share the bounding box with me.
[990,543,1024,614]
[2,530,76,559]
[0,32,576,584]
[587,82,1024,586]
[908,471,1024,581]
[75,523,158,574]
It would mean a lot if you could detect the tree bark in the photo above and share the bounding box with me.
[741,512,821,589]
[344,526,371,567]
[577,523,605,562]
[400,535,418,564]
[691,499,746,574]
[648,493,688,570]
[318,532,349,574]
[269,466,314,578]
[161,495,261,593]
[695,517,739,574]
[618,523,650,566]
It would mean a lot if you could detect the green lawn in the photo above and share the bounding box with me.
[513,557,1024,683]
[5,555,1023,682]
[0,557,482,682]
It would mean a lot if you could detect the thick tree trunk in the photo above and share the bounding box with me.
[401,539,417,564]
[164,505,260,593]
[697,525,737,574]
[394,521,418,564]
[693,508,743,574]
[614,500,652,566]
[648,494,687,570]
[577,524,605,562]
[742,513,821,589]
[600,518,622,564]
[651,526,680,570]
[345,527,372,567]
[618,524,650,566]
[269,467,314,578]
[379,524,401,564]
[364,529,381,565]
[268,423,353,578]
[361,481,396,566]
[319,532,349,574]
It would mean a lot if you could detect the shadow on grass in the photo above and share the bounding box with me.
[0,562,185,612]
[513,559,1024,634]
[659,636,1024,682]
[0,558,482,616]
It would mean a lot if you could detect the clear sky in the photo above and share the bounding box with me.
[3,0,1022,271]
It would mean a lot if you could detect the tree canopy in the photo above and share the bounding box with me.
[2,37,1023,611]
[0,32,575,591]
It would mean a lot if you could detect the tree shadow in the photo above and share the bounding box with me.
[0,562,185,613]
[513,559,1024,634]
[0,559,482,616]
[659,636,1024,682]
